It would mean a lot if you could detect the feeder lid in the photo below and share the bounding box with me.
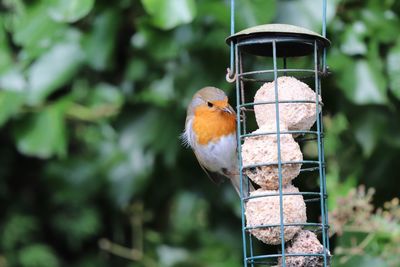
[226,24,330,57]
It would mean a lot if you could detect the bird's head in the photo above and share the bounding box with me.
[188,86,235,116]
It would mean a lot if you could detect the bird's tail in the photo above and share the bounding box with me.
[229,174,255,197]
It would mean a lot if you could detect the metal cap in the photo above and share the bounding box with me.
[226,24,330,57]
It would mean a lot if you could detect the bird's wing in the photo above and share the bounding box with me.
[199,164,226,185]
[193,150,226,185]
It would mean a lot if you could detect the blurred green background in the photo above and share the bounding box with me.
[0,0,399,266]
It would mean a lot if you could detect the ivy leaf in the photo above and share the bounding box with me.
[0,91,25,127]
[351,59,387,105]
[141,0,197,30]
[276,0,336,33]
[131,24,181,60]
[340,21,367,56]
[353,111,387,157]
[169,192,209,239]
[138,74,175,106]
[361,7,400,43]
[27,42,84,105]
[11,2,66,59]
[1,215,38,250]
[48,0,95,23]
[236,0,276,30]
[52,208,101,250]
[339,255,389,267]
[387,40,400,99]
[19,244,60,267]
[0,67,27,92]
[330,48,387,105]
[0,17,13,73]
[83,10,121,71]
[197,1,230,28]
[14,101,69,159]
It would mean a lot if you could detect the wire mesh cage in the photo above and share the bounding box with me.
[226,1,331,266]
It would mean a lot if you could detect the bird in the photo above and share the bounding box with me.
[181,86,254,196]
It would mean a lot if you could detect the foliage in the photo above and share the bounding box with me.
[330,186,400,267]
[0,0,399,266]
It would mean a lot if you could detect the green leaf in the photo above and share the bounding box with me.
[14,101,69,159]
[276,0,336,33]
[333,58,387,105]
[1,215,38,250]
[361,7,400,43]
[0,17,13,73]
[19,244,60,267]
[0,67,27,92]
[131,24,181,60]
[88,83,124,108]
[27,42,84,105]
[138,74,175,106]
[141,0,197,30]
[387,40,400,99]
[337,254,389,267]
[326,168,356,211]
[324,113,349,156]
[125,58,148,81]
[52,208,100,249]
[48,0,94,23]
[169,192,209,239]
[331,41,387,105]
[353,111,387,157]
[157,245,189,267]
[11,2,66,59]
[67,83,123,122]
[0,90,25,127]
[236,0,276,30]
[83,10,120,71]
[197,1,230,28]
[340,21,367,56]
[353,59,387,104]
[105,112,159,207]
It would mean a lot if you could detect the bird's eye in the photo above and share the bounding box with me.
[207,102,213,108]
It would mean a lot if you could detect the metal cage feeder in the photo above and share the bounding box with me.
[226,2,331,267]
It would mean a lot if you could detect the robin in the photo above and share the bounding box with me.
[182,86,254,195]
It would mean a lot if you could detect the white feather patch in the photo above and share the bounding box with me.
[181,118,195,148]
[193,133,237,174]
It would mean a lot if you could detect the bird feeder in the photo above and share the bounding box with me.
[226,1,331,266]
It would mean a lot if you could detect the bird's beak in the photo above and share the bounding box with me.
[221,106,233,114]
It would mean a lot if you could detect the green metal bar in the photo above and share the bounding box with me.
[318,52,331,253]
[319,75,330,251]
[229,0,235,78]
[243,191,323,201]
[322,0,327,72]
[239,51,248,136]
[315,40,328,266]
[235,44,248,267]
[240,130,318,139]
[247,252,328,262]
[236,46,254,267]
[239,100,324,108]
[322,0,327,37]
[238,53,254,267]
[248,235,255,267]
[238,68,321,77]
[245,222,326,230]
[272,40,286,267]
[242,160,321,170]
[237,36,317,47]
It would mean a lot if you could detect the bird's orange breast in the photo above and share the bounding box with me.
[192,107,236,145]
